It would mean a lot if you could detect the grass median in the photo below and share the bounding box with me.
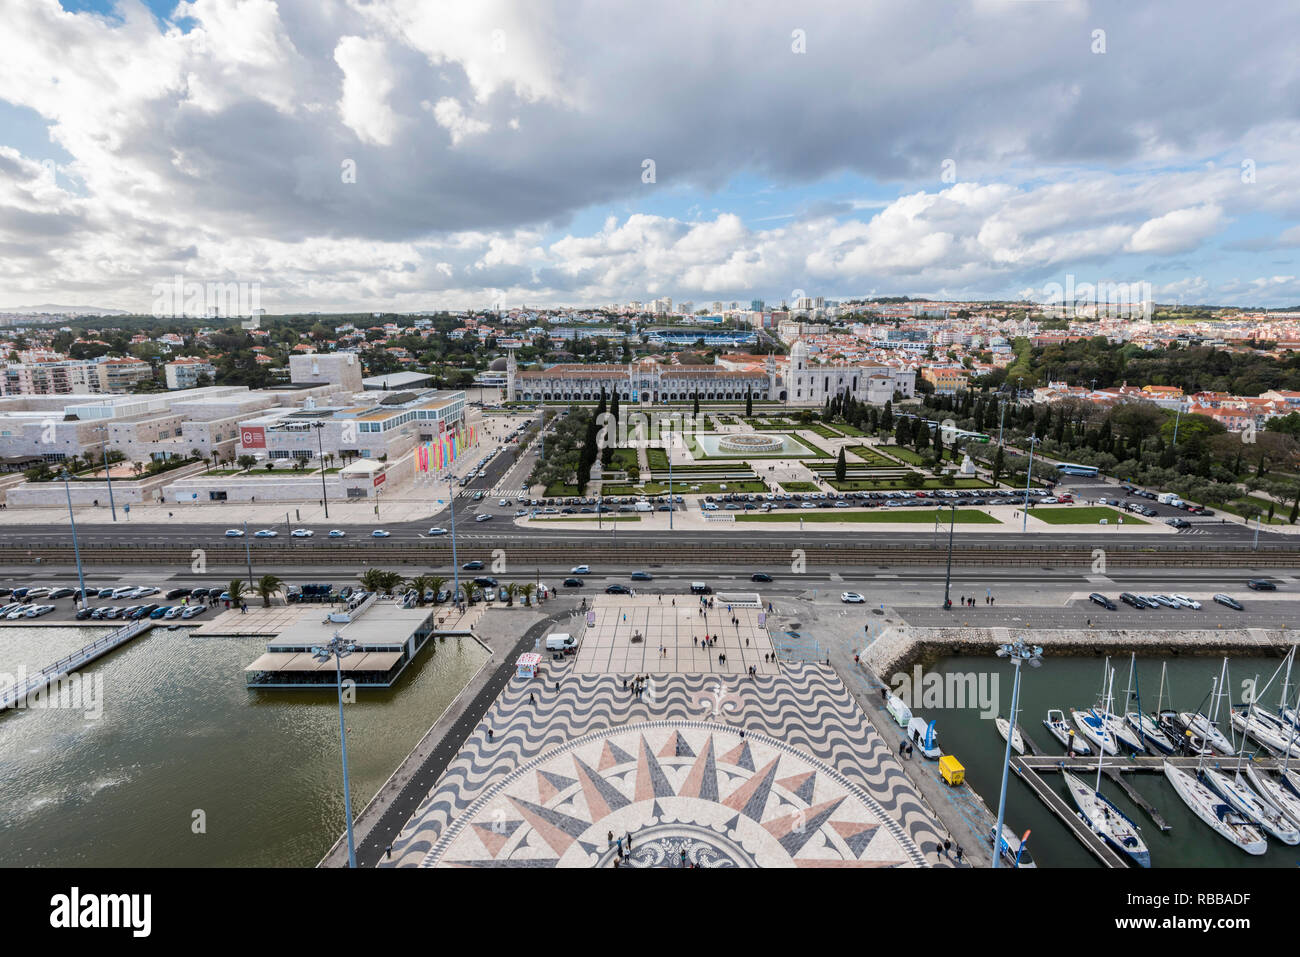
[1029,506,1144,525]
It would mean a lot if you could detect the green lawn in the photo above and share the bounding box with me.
[780,481,821,492]
[602,480,768,495]
[845,446,905,468]
[806,424,842,439]
[545,482,581,496]
[833,422,866,437]
[1030,506,1144,525]
[825,477,992,491]
[738,509,1000,524]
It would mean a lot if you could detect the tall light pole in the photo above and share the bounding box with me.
[61,470,88,610]
[1021,434,1039,533]
[312,634,358,868]
[243,519,253,588]
[313,421,330,519]
[448,474,461,606]
[942,502,956,608]
[95,425,117,521]
[1171,406,1182,449]
[992,640,1043,869]
[997,396,1007,447]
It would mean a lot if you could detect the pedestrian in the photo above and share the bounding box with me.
[625,831,632,850]
[555,681,560,692]
[680,849,687,867]
[529,692,536,705]
[624,678,628,690]
[955,845,964,864]
[487,728,493,741]
[386,844,392,860]
[745,638,749,647]
[943,839,951,859]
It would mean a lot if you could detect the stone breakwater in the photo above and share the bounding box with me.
[863,622,1290,680]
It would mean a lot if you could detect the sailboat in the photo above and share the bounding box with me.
[1062,667,1151,867]
[1230,707,1300,759]
[1123,654,1176,755]
[1163,761,1267,855]
[1179,661,1235,756]
[1071,707,1117,755]
[1200,766,1300,845]
[1257,694,1300,822]
[1093,656,1145,754]
[1043,708,1091,755]
[995,715,1025,755]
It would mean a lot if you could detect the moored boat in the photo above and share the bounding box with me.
[1043,709,1091,755]
[1200,766,1300,845]
[1071,708,1117,756]
[995,715,1025,755]
[1163,762,1267,855]
[1062,768,1150,867]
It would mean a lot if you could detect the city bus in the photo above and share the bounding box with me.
[1056,462,1099,477]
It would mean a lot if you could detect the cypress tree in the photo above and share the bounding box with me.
[835,447,847,483]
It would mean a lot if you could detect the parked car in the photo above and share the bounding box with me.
[474,514,492,523]
[841,592,866,604]
[1088,593,1117,610]
[1119,592,1144,609]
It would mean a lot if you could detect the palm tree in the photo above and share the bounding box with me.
[519,582,536,607]
[503,583,518,607]
[409,574,435,605]
[457,581,476,606]
[427,575,448,604]
[256,574,284,608]
[359,568,388,594]
[381,571,406,595]
[227,578,247,607]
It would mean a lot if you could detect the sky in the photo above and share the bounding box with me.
[1,0,1299,313]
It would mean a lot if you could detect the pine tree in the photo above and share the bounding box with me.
[835,447,846,483]
[881,401,894,434]
[745,388,752,417]
[1289,486,1299,525]
[693,391,699,417]
[992,445,1005,484]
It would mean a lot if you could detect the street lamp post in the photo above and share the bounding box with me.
[1021,434,1039,534]
[448,475,461,606]
[96,426,117,521]
[942,502,956,608]
[312,634,359,868]
[992,639,1043,868]
[997,396,1007,447]
[1171,406,1182,449]
[61,471,88,610]
[243,519,253,588]
[314,421,330,519]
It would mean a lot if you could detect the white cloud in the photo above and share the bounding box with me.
[334,35,401,146]
[1127,205,1224,255]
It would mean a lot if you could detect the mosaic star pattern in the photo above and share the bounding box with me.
[384,663,946,867]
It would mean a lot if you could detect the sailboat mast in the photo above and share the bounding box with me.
[1156,661,1167,714]
[1097,667,1114,793]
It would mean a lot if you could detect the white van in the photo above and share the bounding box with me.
[1157,492,1183,507]
[545,632,576,651]
[633,502,652,512]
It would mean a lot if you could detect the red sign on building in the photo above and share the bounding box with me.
[241,426,266,448]
[373,473,386,488]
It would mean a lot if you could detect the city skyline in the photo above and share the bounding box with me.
[3,1,1300,312]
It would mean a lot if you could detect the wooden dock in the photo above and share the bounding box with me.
[0,619,152,711]
[1011,757,1128,868]
[1102,766,1170,831]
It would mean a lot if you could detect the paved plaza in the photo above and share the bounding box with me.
[383,661,947,868]
[572,595,779,675]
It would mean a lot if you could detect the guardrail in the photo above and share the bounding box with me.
[0,619,149,711]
